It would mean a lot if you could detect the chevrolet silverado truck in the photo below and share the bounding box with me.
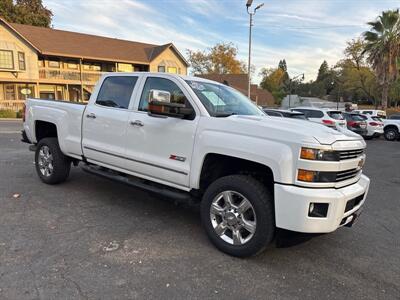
[22,73,370,257]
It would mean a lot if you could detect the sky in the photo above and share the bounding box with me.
[43,0,399,83]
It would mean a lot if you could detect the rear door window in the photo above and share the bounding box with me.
[372,116,382,122]
[327,111,344,120]
[96,76,138,109]
[307,110,324,118]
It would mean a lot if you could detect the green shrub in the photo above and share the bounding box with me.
[0,110,17,118]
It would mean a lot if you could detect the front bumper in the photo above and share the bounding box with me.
[274,174,370,233]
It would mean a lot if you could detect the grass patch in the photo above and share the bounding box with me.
[0,110,19,118]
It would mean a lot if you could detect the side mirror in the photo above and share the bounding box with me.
[148,89,194,119]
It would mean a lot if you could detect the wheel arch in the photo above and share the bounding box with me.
[197,153,275,194]
[35,120,58,142]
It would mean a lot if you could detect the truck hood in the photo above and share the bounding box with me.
[228,115,363,145]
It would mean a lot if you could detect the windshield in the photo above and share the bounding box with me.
[349,114,365,121]
[185,80,264,117]
[327,111,344,120]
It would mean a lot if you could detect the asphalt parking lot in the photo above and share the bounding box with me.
[0,120,399,299]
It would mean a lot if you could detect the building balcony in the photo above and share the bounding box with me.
[39,68,105,84]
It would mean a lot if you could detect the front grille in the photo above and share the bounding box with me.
[336,168,360,182]
[344,194,365,212]
[338,149,364,160]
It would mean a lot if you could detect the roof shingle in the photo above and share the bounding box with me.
[4,21,186,65]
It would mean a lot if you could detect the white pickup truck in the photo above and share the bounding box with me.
[383,115,400,141]
[22,73,370,257]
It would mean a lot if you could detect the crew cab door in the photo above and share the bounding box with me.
[82,75,139,168]
[125,75,199,188]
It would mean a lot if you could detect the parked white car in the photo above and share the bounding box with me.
[353,109,386,119]
[290,107,347,130]
[358,114,384,139]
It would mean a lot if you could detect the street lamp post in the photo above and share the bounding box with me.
[288,73,304,108]
[246,0,264,100]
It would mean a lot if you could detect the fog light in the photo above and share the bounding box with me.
[308,203,329,218]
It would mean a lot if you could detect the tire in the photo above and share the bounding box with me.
[35,137,71,184]
[384,128,399,141]
[200,175,275,257]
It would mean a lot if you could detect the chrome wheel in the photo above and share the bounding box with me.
[210,190,256,245]
[38,145,54,177]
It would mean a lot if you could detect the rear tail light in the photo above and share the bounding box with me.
[22,103,26,122]
[322,119,335,126]
[348,121,357,127]
[369,122,379,126]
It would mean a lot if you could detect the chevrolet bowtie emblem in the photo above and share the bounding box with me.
[358,158,365,169]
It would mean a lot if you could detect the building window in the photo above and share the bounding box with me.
[83,63,101,71]
[67,61,78,69]
[18,52,26,70]
[0,50,14,69]
[158,66,165,73]
[167,67,177,74]
[48,60,60,68]
[117,63,133,72]
[4,84,16,100]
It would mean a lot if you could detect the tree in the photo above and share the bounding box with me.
[0,0,52,27]
[334,39,379,104]
[186,42,247,75]
[259,67,286,103]
[363,9,400,108]
[316,60,330,81]
[278,59,287,72]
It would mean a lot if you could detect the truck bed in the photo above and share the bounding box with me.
[24,98,87,159]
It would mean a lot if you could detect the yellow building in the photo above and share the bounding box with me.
[0,18,188,111]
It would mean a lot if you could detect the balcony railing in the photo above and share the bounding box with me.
[0,100,25,112]
[39,68,104,83]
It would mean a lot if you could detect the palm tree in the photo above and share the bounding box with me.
[363,9,400,109]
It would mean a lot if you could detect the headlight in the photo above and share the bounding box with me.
[300,147,339,161]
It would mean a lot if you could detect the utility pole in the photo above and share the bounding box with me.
[246,0,264,100]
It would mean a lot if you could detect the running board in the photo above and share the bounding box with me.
[81,164,194,203]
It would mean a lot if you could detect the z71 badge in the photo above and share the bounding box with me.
[169,155,186,162]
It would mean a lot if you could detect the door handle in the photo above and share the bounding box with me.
[86,113,96,119]
[130,120,144,127]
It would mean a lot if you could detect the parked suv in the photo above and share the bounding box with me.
[290,107,346,129]
[342,113,368,137]
[353,109,386,119]
[358,114,384,139]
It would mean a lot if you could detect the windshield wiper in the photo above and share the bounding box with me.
[214,112,237,117]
